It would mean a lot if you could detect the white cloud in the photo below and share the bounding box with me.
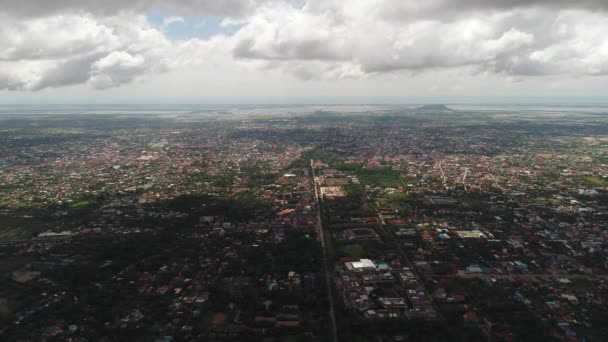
[89,51,146,89]
[162,16,184,28]
[0,0,275,18]
[0,14,119,61]
[229,4,608,79]
[1,0,608,93]
[0,13,182,90]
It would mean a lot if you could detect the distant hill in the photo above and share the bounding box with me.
[416,104,453,111]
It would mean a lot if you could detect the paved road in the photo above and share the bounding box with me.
[438,160,447,189]
[310,159,339,342]
[486,166,515,203]
[462,167,469,189]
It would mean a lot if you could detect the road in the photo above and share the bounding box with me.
[462,167,469,189]
[310,159,339,342]
[438,160,447,189]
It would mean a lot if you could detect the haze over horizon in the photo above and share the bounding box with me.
[1,0,608,104]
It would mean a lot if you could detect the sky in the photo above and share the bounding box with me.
[0,0,607,104]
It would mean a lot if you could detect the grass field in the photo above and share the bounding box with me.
[338,244,365,257]
[533,197,553,205]
[357,168,403,187]
[69,199,94,209]
[579,176,606,186]
[377,192,410,209]
[0,199,44,208]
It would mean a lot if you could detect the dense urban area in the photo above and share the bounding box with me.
[0,106,607,341]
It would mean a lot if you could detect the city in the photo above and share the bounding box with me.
[2,0,608,341]
[0,107,607,341]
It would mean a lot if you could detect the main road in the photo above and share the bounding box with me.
[310,159,339,342]
[438,160,447,189]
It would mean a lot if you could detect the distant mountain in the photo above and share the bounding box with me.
[416,104,453,111]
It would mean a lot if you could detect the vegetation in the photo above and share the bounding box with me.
[357,168,403,187]
[533,196,553,205]
[377,192,410,209]
[338,244,364,258]
[68,199,94,209]
[578,175,606,187]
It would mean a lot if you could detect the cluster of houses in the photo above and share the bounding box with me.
[335,257,438,320]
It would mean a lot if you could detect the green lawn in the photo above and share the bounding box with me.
[357,168,403,187]
[338,244,365,258]
[0,199,44,208]
[579,176,606,186]
[69,199,94,209]
[533,197,552,205]
[377,192,410,208]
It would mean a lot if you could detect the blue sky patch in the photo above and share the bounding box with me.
[147,10,243,41]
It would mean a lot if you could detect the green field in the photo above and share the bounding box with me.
[579,175,606,186]
[0,199,44,208]
[357,168,403,187]
[377,192,410,208]
[338,244,365,257]
[69,199,94,209]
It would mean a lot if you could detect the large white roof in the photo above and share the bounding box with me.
[351,259,376,269]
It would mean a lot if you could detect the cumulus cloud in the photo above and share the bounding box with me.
[0,13,182,90]
[4,0,607,19]
[230,3,608,79]
[306,0,608,19]
[162,16,185,28]
[1,0,608,91]
[0,15,119,61]
[88,51,147,89]
[0,0,273,18]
